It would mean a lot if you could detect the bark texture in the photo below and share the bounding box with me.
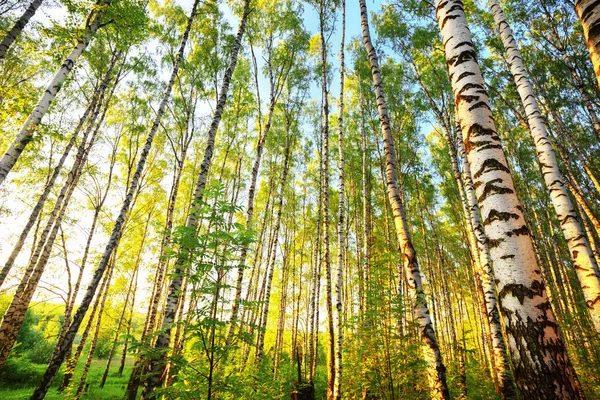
[360,1,449,398]
[435,0,583,397]
[333,1,345,398]
[575,0,600,90]
[489,0,600,335]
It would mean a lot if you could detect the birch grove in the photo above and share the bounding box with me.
[0,0,599,399]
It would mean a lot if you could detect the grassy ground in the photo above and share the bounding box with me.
[0,357,134,400]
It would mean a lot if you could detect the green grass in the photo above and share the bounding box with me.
[0,357,135,399]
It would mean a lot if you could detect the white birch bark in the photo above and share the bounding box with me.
[488,0,600,335]
[333,1,345,398]
[0,0,110,185]
[0,0,44,59]
[140,2,250,396]
[435,0,583,397]
[359,1,449,398]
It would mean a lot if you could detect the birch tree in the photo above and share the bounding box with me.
[359,1,449,398]
[435,0,583,397]
[0,0,111,186]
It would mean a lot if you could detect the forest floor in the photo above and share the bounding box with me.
[0,358,134,399]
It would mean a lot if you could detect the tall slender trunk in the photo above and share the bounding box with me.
[0,72,108,287]
[255,129,292,364]
[140,3,250,396]
[0,0,44,59]
[318,2,335,397]
[273,229,292,376]
[333,2,345,399]
[52,121,119,366]
[435,0,583,397]
[73,255,116,399]
[0,72,111,369]
[575,0,600,90]
[489,0,600,334]
[29,3,197,398]
[227,61,279,342]
[359,91,369,319]
[58,252,116,391]
[360,1,449,398]
[100,210,150,388]
[0,0,110,185]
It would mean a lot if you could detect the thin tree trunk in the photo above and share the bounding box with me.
[58,252,115,391]
[333,2,345,398]
[488,0,600,334]
[255,129,292,364]
[99,210,150,388]
[140,3,250,396]
[29,2,197,396]
[0,0,110,185]
[73,256,116,399]
[0,72,107,287]
[318,2,335,397]
[360,1,449,398]
[0,0,43,59]
[435,0,583,397]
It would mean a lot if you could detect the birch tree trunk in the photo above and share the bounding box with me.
[318,2,335,397]
[140,2,250,396]
[227,38,289,341]
[0,0,44,59]
[73,256,116,399]
[0,50,118,288]
[488,0,600,335]
[0,73,112,369]
[435,0,583,397]
[0,0,110,185]
[29,2,198,398]
[575,0,600,90]
[58,253,115,391]
[359,1,449,398]
[255,129,292,364]
[333,1,345,398]
[455,122,515,399]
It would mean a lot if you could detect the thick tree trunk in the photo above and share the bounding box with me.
[575,0,600,90]
[359,1,449,399]
[435,0,583,397]
[140,3,250,397]
[455,123,515,398]
[333,2,345,399]
[489,0,600,334]
[0,0,44,59]
[0,0,110,185]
